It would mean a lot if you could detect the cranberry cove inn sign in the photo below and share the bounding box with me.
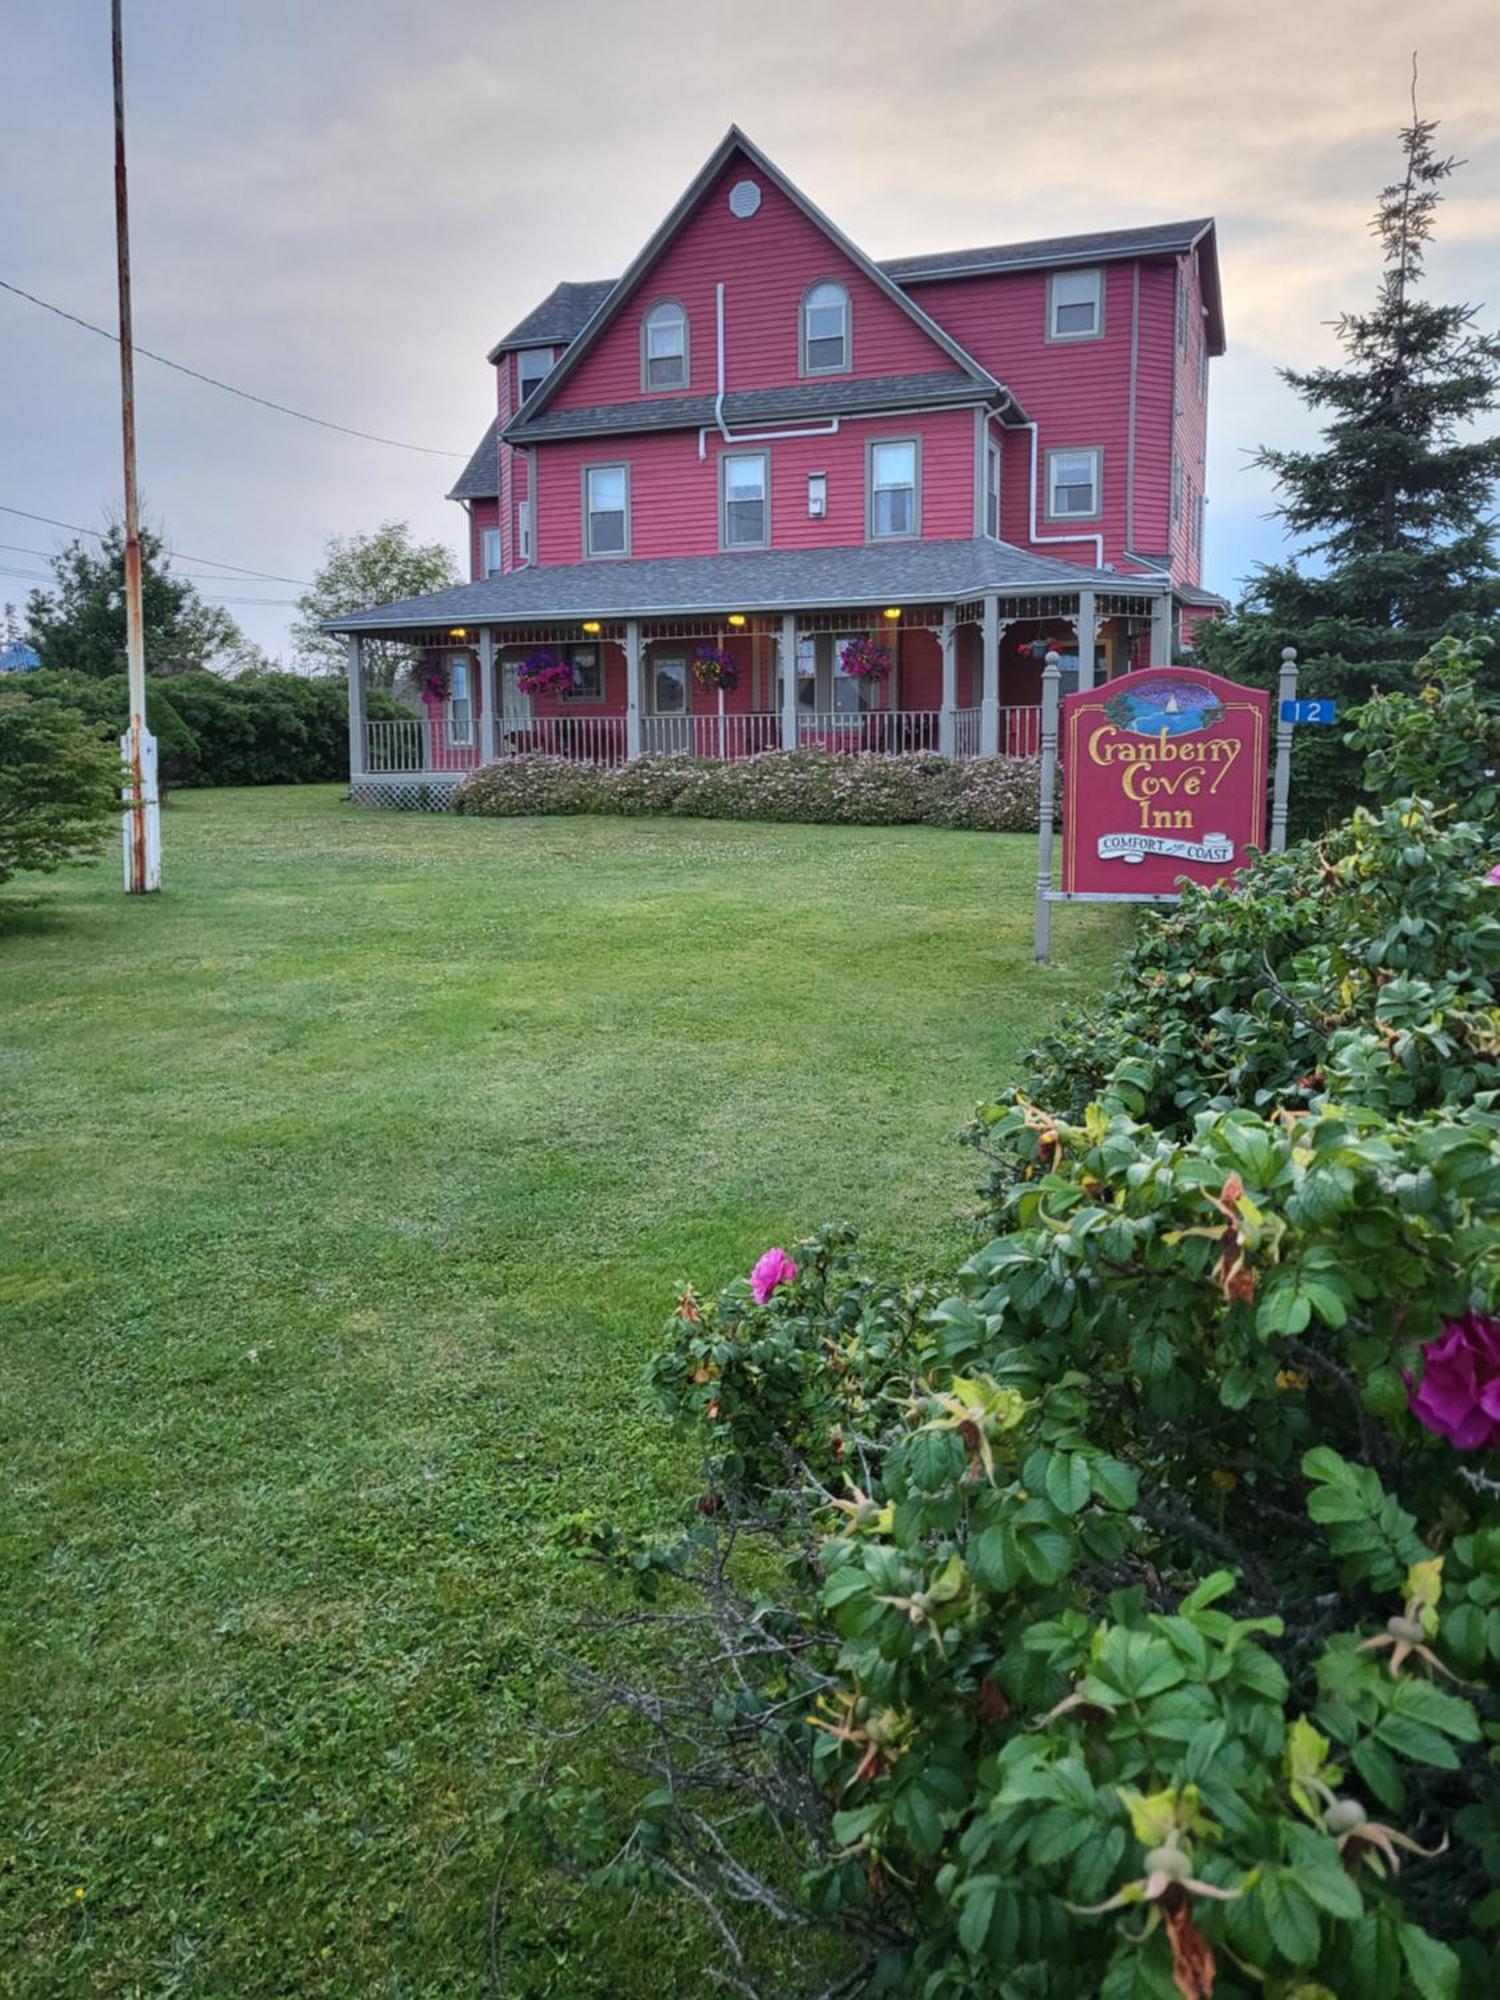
[1034,658,1286,961]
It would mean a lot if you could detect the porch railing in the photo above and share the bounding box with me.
[999,705,1043,759]
[501,713,629,765]
[365,716,481,772]
[642,712,782,760]
[953,707,982,759]
[796,709,941,756]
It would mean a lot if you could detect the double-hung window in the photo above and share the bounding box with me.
[517,498,533,565]
[1047,267,1102,340]
[517,347,554,404]
[481,527,501,576]
[642,301,688,390]
[1176,275,1189,353]
[721,451,768,549]
[985,439,1001,538]
[584,463,628,557]
[568,645,603,702]
[1172,455,1184,525]
[869,439,918,539]
[652,656,687,715]
[448,657,473,745]
[1046,447,1101,520]
[802,281,849,373]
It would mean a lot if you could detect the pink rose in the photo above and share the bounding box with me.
[1488,864,1500,885]
[750,1247,798,1305]
[1406,1311,1500,1451]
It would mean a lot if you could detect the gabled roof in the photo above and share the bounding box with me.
[507,126,1010,435]
[884,220,1226,357]
[488,280,616,358]
[446,419,500,501]
[325,536,1155,634]
[505,370,1005,447]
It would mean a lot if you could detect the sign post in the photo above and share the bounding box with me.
[1269,646,1298,854]
[1035,657,1271,960]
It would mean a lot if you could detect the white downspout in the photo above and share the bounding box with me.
[714,280,728,442]
[1024,420,1104,569]
[698,278,842,459]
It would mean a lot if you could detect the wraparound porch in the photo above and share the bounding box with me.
[342,582,1171,806]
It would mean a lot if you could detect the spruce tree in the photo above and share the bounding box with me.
[1199,78,1500,826]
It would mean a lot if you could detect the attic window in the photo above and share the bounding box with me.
[728,179,762,219]
[801,282,850,375]
[1047,269,1102,341]
[642,300,688,391]
[517,348,554,403]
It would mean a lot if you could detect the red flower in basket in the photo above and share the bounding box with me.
[692,645,740,692]
[840,637,892,681]
[515,648,574,697]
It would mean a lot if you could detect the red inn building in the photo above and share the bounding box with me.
[331,127,1226,803]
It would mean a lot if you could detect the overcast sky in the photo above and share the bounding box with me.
[2,0,1497,662]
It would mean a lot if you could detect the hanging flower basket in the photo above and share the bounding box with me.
[415,661,450,702]
[516,648,574,697]
[839,636,892,681]
[692,645,740,692]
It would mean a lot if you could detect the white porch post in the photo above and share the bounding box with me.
[478,627,497,764]
[346,634,367,779]
[938,606,957,756]
[1075,588,1097,691]
[1150,591,1174,666]
[780,613,798,750]
[979,594,1000,756]
[625,619,643,760]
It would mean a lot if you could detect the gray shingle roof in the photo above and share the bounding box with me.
[446,419,500,500]
[878,219,1214,283]
[505,369,998,445]
[326,537,1164,633]
[489,280,616,356]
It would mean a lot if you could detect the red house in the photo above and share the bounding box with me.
[333,127,1226,801]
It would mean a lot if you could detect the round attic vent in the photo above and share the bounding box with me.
[728,179,762,219]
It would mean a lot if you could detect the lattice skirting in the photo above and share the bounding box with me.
[349,774,465,811]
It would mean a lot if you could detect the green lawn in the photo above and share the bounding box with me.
[0,787,1124,1997]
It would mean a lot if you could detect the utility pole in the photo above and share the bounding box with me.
[112,0,160,891]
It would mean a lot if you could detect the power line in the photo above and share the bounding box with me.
[0,534,298,585]
[0,505,313,586]
[0,276,467,458]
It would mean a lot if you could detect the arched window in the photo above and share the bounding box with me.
[642,300,688,391]
[802,281,850,374]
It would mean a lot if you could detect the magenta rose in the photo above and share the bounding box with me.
[1407,1311,1500,1451]
[750,1247,798,1305]
[1488,863,1500,885]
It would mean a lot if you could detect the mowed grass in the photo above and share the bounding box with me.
[0,787,1125,1997]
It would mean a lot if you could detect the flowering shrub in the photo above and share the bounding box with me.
[692,645,740,691]
[515,648,575,698]
[454,749,1041,831]
[503,642,1500,1997]
[840,636,893,680]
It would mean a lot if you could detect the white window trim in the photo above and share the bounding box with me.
[720,449,770,551]
[649,653,689,716]
[583,461,630,560]
[517,498,533,566]
[447,656,474,745]
[1046,267,1104,343]
[800,279,852,377]
[1172,455,1184,525]
[640,298,690,394]
[807,471,827,520]
[481,526,501,577]
[985,439,1001,539]
[516,347,555,404]
[866,435,921,542]
[1044,445,1103,524]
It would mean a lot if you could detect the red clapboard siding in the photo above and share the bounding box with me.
[549,150,956,411]
[533,408,977,565]
[468,498,499,582]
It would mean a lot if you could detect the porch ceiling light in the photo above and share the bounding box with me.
[582,620,602,634]
[882,606,901,620]
[727,612,747,627]
[449,626,467,638]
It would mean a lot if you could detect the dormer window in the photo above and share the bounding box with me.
[517,347,554,404]
[801,281,850,374]
[642,300,688,391]
[1047,268,1103,342]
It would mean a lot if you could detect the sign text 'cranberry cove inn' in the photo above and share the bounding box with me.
[326,127,1226,805]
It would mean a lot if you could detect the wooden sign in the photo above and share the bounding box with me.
[1061,668,1270,898]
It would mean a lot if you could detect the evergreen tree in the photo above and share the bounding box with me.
[26,524,247,680]
[1199,80,1500,826]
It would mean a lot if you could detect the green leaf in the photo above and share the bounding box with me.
[970,1525,1022,1594]
[1018,1524,1075,1586]
[1350,1737,1405,1812]
[1090,1456,1139,1510]
[906,1426,965,1494]
[1256,1869,1321,1965]
[1397,1922,1460,2000]
[956,1874,998,1957]
[1045,1451,1092,1516]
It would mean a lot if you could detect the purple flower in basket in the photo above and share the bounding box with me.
[516,648,575,697]
[693,645,740,692]
[416,661,450,701]
[1406,1311,1500,1451]
[839,637,892,681]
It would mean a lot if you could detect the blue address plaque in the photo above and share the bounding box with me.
[1280,698,1339,725]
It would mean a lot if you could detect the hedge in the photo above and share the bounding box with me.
[453,749,1043,832]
